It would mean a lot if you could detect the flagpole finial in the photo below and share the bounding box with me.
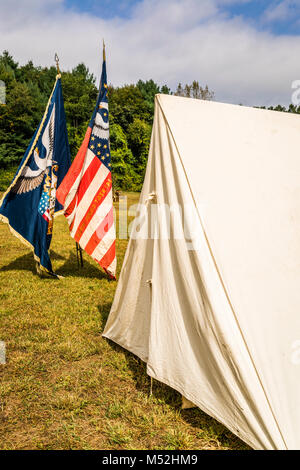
[103,40,106,61]
[54,53,61,76]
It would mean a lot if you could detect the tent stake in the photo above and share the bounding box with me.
[149,377,153,397]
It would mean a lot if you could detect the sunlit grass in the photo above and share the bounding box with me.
[0,166,18,192]
[0,191,248,450]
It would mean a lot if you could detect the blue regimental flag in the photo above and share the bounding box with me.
[0,74,71,276]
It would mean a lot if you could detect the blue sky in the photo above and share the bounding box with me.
[64,0,138,19]
[1,0,300,106]
[225,1,300,35]
[64,0,300,35]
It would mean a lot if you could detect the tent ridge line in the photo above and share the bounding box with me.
[155,95,287,450]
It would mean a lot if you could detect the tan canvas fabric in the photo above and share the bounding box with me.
[103,95,300,449]
[182,396,197,410]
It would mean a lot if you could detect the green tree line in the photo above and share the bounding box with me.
[2,50,298,192]
[0,51,173,191]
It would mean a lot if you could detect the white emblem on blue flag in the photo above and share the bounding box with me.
[12,105,55,194]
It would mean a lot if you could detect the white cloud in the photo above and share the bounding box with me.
[263,0,300,23]
[0,0,300,106]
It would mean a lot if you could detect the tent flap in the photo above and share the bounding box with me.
[103,94,300,450]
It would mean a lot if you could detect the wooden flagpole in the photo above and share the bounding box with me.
[76,242,83,268]
[73,42,106,271]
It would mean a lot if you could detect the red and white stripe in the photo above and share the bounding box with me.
[42,209,50,222]
[56,127,116,278]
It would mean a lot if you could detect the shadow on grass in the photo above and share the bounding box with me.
[56,251,109,280]
[0,249,108,279]
[0,250,64,274]
[99,307,249,450]
[0,249,115,281]
[98,301,113,329]
[50,250,66,260]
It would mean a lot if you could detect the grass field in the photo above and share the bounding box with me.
[0,166,18,192]
[0,191,248,450]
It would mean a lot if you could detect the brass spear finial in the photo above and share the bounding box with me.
[103,39,106,62]
[54,53,60,75]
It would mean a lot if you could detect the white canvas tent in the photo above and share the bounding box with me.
[103,94,300,450]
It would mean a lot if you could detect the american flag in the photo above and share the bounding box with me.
[56,47,116,279]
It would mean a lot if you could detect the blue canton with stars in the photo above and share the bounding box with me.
[38,190,50,216]
[88,55,111,171]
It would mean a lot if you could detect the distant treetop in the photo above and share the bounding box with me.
[175,81,215,101]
